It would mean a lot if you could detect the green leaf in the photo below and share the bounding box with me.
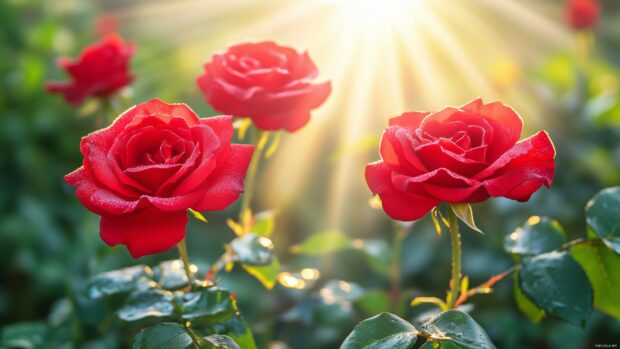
[132,323,193,349]
[355,290,391,317]
[449,204,482,234]
[519,251,593,327]
[513,271,545,323]
[1,321,47,348]
[249,210,276,237]
[207,315,257,349]
[182,288,235,323]
[188,209,208,223]
[153,260,191,290]
[420,310,496,349]
[230,233,274,266]
[242,256,280,289]
[504,216,566,255]
[419,341,461,349]
[586,186,620,254]
[86,265,151,299]
[340,312,417,349]
[118,289,174,322]
[291,231,352,255]
[571,244,620,320]
[355,239,391,277]
[201,335,240,349]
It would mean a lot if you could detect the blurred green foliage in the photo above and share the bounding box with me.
[2,0,620,348]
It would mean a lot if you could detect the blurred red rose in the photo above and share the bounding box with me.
[196,41,331,132]
[65,99,253,258]
[566,0,600,30]
[366,99,556,221]
[46,34,134,105]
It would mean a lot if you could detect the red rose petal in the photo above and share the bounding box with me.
[460,99,523,161]
[366,161,439,221]
[389,111,429,129]
[381,127,427,174]
[65,167,146,215]
[192,144,254,211]
[476,131,555,201]
[100,208,188,258]
[199,115,234,146]
[415,141,487,177]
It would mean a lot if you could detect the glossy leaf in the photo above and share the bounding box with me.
[420,310,496,349]
[242,256,280,289]
[118,289,174,322]
[182,288,234,323]
[586,186,620,254]
[201,334,240,349]
[340,312,417,349]
[250,210,276,237]
[519,251,593,327]
[419,341,461,349]
[208,315,257,349]
[291,231,352,255]
[132,323,192,349]
[230,233,274,266]
[504,216,566,255]
[86,265,151,299]
[571,244,620,320]
[449,204,483,234]
[513,271,545,323]
[0,322,47,348]
[153,260,190,290]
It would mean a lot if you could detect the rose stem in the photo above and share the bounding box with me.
[389,222,408,313]
[239,126,267,227]
[177,239,194,286]
[446,207,462,309]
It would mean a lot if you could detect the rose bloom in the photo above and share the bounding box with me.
[566,0,600,30]
[366,99,556,221]
[65,99,253,258]
[46,34,134,105]
[196,41,331,132]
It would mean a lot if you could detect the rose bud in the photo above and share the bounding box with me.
[65,99,253,258]
[46,34,134,105]
[366,99,556,221]
[197,41,331,132]
[566,0,600,31]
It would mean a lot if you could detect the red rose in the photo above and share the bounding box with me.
[196,41,331,132]
[366,99,556,221]
[65,99,253,258]
[46,34,134,105]
[566,0,600,30]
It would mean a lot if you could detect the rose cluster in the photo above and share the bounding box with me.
[57,33,556,258]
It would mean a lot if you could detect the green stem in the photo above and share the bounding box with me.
[177,239,194,286]
[389,223,408,313]
[240,127,266,226]
[207,250,233,280]
[446,208,462,309]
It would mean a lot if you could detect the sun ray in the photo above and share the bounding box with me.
[105,0,573,232]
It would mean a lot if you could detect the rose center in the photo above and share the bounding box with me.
[143,140,186,166]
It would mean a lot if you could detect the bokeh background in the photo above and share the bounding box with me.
[2,0,620,348]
